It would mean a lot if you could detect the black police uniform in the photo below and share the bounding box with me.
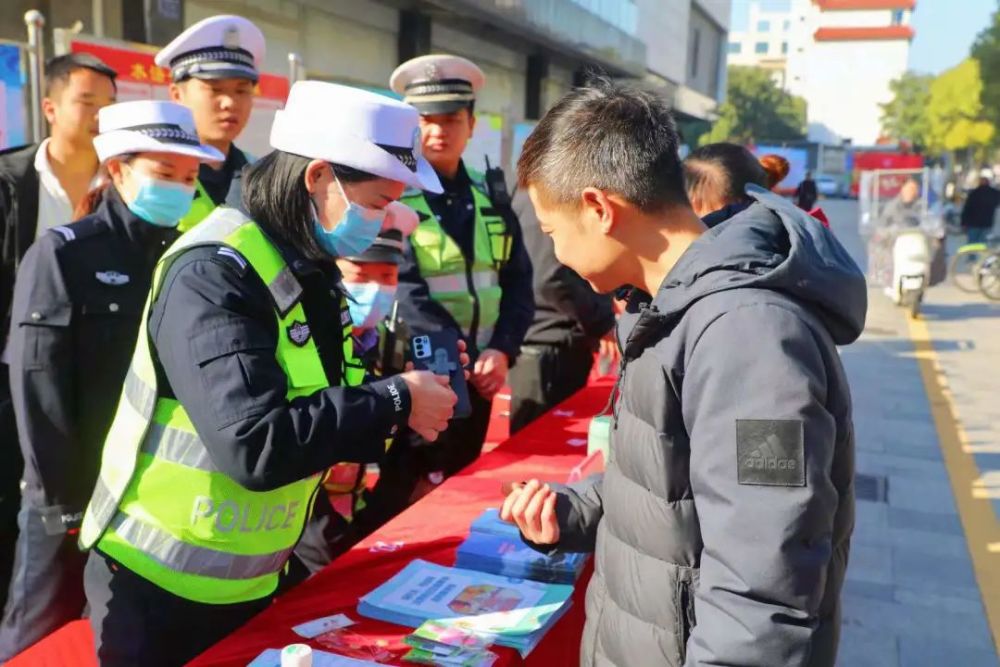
[0,187,178,659]
[84,211,411,666]
[366,164,533,527]
[196,144,250,211]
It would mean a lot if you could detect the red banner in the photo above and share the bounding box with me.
[69,39,289,101]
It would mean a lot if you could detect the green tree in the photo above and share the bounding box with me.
[879,72,933,146]
[972,1,1000,127]
[702,66,807,144]
[926,58,995,158]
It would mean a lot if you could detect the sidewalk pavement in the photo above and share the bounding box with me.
[822,199,999,667]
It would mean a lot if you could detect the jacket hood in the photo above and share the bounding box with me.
[638,185,866,348]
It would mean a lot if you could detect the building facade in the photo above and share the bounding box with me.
[728,0,914,145]
[1,0,730,166]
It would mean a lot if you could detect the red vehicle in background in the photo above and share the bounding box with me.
[850,150,924,197]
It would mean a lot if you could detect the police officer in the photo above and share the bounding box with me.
[386,54,533,501]
[288,208,421,584]
[155,14,263,231]
[0,101,222,660]
[79,81,456,666]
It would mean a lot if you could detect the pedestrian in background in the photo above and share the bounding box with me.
[760,153,790,191]
[0,52,117,610]
[0,100,222,660]
[795,169,819,210]
[960,172,1000,244]
[502,78,864,667]
[683,142,768,227]
[508,188,616,433]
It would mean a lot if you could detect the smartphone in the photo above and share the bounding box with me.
[409,330,471,419]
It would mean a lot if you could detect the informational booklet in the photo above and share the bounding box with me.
[455,532,586,584]
[468,509,522,540]
[357,560,573,656]
[246,647,383,667]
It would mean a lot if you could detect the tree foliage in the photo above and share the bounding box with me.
[702,66,807,145]
[925,58,995,156]
[972,1,1000,127]
[879,72,933,146]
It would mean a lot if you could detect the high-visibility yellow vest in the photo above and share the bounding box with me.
[79,207,362,605]
[176,180,216,232]
[402,168,511,350]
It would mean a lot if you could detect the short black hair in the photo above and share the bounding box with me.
[517,76,688,213]
[242,150,381,262]
[45,53,117,97]
[683,143,768,207]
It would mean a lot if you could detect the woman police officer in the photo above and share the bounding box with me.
[2,100,222,660]
[78,81,457,665]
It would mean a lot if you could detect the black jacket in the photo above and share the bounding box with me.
[396,163,534,363]
[512,190,614,347]
[961,184,1000,229]
[542,187,865,666]
[146,212,411,492]
[0,144,40,338]
[8,188,178,511]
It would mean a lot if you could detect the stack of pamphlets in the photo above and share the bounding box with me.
[358,560,573,657]
[455,512,586,584]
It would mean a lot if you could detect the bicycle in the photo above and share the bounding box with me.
[949,232,1000,293]
[977,248,1000,300]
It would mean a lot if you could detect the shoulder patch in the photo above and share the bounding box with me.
[50,226,76,242]
[47,219,107,246]
[736,419,805,487]
[213,246,249,276]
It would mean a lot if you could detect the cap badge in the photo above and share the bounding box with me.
[423,62,440,80]
[223,25,241,49]
[412,127,423,160]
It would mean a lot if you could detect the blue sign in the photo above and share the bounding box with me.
[0,44,27,149]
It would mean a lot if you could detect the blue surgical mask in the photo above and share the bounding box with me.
[312,174,387,257]
[125,169,195,228]
[343,282,397,330]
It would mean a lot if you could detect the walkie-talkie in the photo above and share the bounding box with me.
[483,156,514,269]
[409,330,472,419]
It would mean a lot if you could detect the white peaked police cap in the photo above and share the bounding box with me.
[270,81,442,194]
[155,15,264,82]
[93,101,225,164]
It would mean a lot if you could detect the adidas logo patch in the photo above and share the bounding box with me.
[736,419,805,487]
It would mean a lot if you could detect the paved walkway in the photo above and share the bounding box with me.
[821,200,1000,666]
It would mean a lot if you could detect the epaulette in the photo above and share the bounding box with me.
[48,219,106,245]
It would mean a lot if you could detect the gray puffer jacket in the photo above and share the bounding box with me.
[547,186,866,667]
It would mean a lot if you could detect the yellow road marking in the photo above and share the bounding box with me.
[906,315,1000,655]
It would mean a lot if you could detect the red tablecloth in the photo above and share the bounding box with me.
[9,380,612,667]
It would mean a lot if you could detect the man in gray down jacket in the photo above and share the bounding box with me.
[501,77,866,667]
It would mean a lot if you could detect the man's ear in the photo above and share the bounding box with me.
[581,187,616,235]
[41,97,56,126]
[168,82,183,103]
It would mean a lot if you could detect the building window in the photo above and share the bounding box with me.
[755,42,769,54]
[783,20,791,32]
[758,20,771,32]
[891,9,905,25]
[782,41,788,54]
[691,28,701,77]
[728,41,742,54]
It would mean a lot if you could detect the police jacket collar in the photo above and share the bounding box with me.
[238,206,344,286]
[97,186,179,252]
[427,159,470,200]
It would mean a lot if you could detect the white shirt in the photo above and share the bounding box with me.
[33,139,99,239]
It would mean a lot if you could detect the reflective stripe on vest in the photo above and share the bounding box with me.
[403,172,509,350]
[80,207,364,605]
[176,180,216,233]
